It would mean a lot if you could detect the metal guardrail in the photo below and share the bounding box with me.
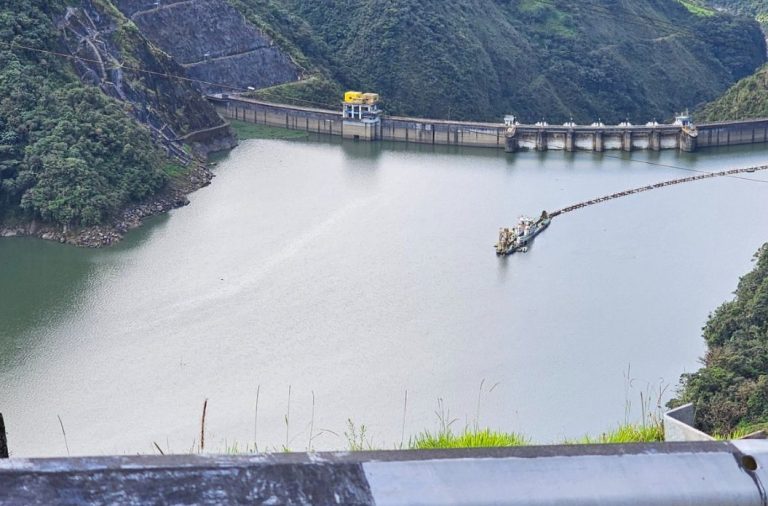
[1,441,767,505]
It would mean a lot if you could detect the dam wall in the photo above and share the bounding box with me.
[209,96,505,146]
[506,126,684,152]
[381,117,505,148]
[210,96,345,135]
[210,95,768,153]
[697,119,768,149]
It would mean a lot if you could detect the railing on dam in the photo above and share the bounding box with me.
[207,94,768,153]
[1,442,767,504]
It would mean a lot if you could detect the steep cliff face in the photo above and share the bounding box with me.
[113,0,300,93]
[60,0,236,156]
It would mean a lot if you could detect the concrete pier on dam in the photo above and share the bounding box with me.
[504,123,687,152]
[208,95,768,154]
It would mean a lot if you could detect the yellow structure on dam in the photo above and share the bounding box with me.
[342,91,382,141]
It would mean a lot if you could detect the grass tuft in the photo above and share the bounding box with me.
[410,427,529,449]
[714,422,768,440]
[566,423,664,444]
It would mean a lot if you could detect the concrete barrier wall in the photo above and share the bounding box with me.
[211,98,344,137]
[664,403,715,442]
[210,96,768,153]
[3,443,768,505]
[381,118,504,148]
[212,97,506,148]
[698,119,768,148]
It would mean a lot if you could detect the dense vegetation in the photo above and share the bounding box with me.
[697,64,768,120]
[701,0,768,27]
[688,0,768,122]
[671,244,768,435]
[234,0,765,123]
[407,423,662,448]
[0,1,167,227]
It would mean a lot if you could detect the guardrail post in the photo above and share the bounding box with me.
[0,413,8,459]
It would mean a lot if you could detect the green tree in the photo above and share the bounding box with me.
[671,244,768,435]
[0,0,167,227]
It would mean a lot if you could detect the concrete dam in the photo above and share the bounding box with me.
[209,95,768,153]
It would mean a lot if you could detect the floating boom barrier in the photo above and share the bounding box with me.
[549,164,768,218]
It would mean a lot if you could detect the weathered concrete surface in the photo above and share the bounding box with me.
[0,454,373,505]
[664,403,715,442]
[698,118,768,149]
[383,116,504,148]
[366,447,760,506]
[211,95,345,135]
[114,0,299,93]
[1,443,767,505]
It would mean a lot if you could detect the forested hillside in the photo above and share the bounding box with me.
[701,0,768,27]
[235,0,766,123]
[692,0,768,121]
[0,1,166,227]
[0,0,233,234]
[697,64,768,120]
[672,244,768,435]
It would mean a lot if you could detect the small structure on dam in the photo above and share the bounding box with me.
[342,91,382,141]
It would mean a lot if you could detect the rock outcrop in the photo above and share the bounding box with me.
[0,163,215,247]
[59,0,238,158]
[114,0,300,93]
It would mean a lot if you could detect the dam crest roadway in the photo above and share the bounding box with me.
[209,93,768,153]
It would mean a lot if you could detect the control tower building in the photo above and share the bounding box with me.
[342,91,382,141]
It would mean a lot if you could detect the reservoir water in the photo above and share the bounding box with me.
[2,136,768,457]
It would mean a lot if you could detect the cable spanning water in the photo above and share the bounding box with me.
[549,165,768,218]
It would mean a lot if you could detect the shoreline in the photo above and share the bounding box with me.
[0,163,215,248]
